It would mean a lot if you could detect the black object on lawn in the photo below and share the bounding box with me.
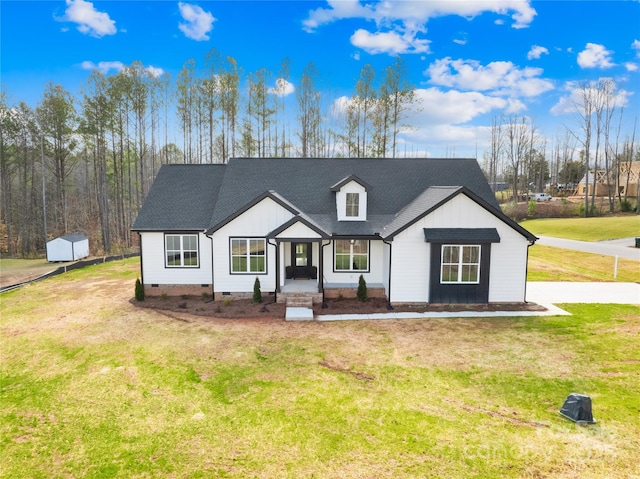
[559,393,596,424]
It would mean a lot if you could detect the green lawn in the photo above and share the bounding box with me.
[528,245,639,282]
[1,260,639,478]
[520,215,640,241]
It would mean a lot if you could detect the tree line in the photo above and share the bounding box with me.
[483,79,638,215]
[0,51,417,257]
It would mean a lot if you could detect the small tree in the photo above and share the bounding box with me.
[135,278,145,301]
[253,277,262,303]
[357,274,368,302]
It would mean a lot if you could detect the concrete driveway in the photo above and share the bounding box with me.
[527,281,639,305]
[536,236,640,261]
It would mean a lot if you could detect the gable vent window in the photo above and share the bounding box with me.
[346,193,359,217]
[165,234,199,268]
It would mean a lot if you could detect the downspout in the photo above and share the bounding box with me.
[382,237,394,310]
[267,238,278,304]
[138,232,144,285]
[205,232,214,301]
[523,238,537,303]
[321,240,331,308]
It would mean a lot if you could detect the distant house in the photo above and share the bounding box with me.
[577,162,640,197]
[132,158,537,306]
[46,234,90,262]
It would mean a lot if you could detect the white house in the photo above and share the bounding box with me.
[46,233,90,262]
[132,158,537,306]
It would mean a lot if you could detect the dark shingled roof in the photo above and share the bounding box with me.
[423,228,501,243]
[132,158,536,242]
[132,164,226,231]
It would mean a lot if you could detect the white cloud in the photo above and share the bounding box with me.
[453,38,467,46]
[81,60,124,73]
[633,39,640,57]
[62,0,116,37]
[426,57,554,97]
[81,61,164,77]
[178,2,216,41]
[577,43,615,69]
[350,28,430,54]
[268,78,295,97]
[527,45,549,60]
[303,0,535,55]
[550,79,630,115]
[146,66,165,78]
[625,62,638,72]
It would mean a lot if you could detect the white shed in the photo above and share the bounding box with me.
[46,234,90,262]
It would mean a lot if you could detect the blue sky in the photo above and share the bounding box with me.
[2,0,639,157]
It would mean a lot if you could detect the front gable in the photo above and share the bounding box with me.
[268,216,329,240]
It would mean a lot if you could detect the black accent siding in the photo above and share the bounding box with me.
[429,243,491,304]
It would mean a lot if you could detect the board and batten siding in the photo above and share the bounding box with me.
[140,232,213,285]
[211,197,295,294]
[390,194,530,303]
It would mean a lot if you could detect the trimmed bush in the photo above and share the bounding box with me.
[253,277,262,303]
[134,278,145,301]
[357,274,368,302]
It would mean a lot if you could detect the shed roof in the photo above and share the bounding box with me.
[49,233,87,243]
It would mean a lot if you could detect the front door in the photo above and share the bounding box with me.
[292,242,312,278]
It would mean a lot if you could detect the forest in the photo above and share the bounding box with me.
[1,50,637,258]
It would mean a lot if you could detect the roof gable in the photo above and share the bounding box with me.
[330,174,372,192]
[382,186,537,242]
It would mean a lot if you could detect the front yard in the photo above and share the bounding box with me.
[1,259,639,478]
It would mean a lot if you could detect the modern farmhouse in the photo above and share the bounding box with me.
[132,158,537,305]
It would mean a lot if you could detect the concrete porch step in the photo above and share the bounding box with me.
[286,296,314,308]
[285,307,314,321]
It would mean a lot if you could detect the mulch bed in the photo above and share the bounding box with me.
[134,295,547,319]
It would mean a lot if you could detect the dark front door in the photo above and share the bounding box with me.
[292,242,312,278]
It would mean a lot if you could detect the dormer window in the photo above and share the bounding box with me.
[331,175,370,221]
[346,193,360,217]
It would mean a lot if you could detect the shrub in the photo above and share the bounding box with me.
[620,199,633,213]
[357,274,368,302]
[527,199,537,217]
[253,277,262,303]
[134,278,144,301]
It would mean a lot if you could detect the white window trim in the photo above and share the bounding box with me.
[440,244,481,284]
[230,238,267,274]
[334,239,370,272]
[165,234,199,268]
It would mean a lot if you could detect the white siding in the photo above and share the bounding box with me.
[211,197,295,293]
[140,232,213,285]
[275,221,322,240]
[390,194,530,303]
[322,239,385,285]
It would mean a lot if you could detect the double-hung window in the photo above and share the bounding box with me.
[345,193,359,217]
[231,238,266,274]
[334,239,369,271]
[441,245,480,283]
[165,234,199,267]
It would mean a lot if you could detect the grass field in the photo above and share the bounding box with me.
[1,259,639,478]
[521,215,640,241]
[0,258,66,288]
[528,246,639,282]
